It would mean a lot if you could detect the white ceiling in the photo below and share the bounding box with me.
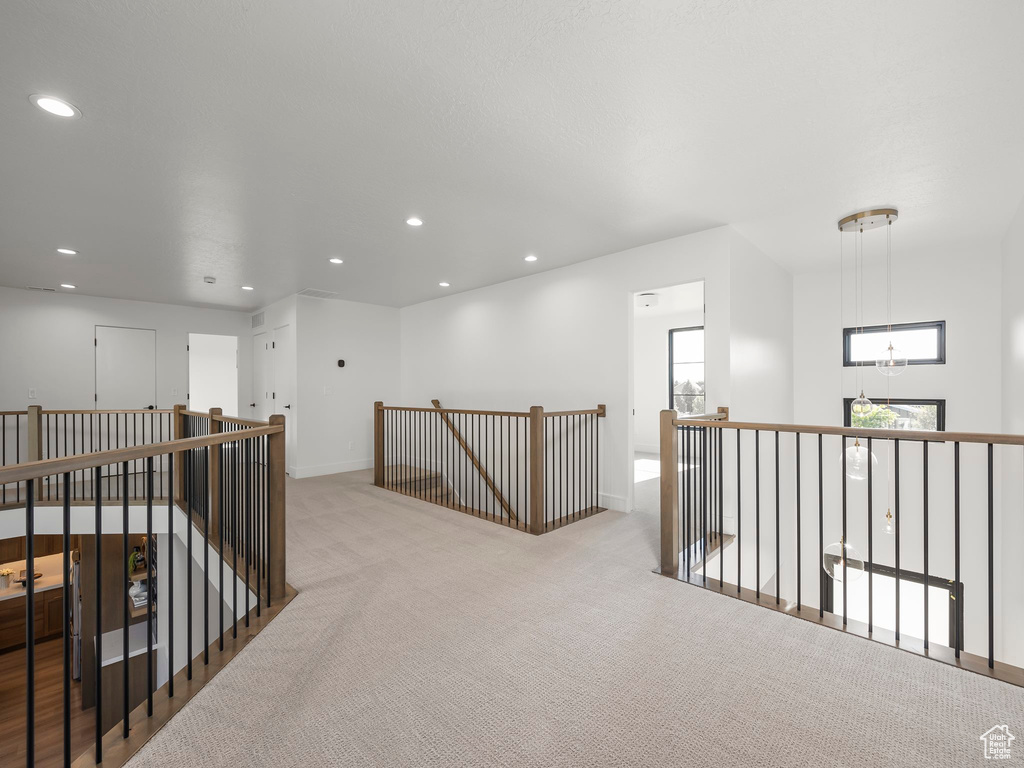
[2,1,1023,311]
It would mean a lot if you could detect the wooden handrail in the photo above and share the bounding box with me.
[41,409,174,415]
[213,414,269,428]
[676,407,728,422]
[0,410,27,416]
[180,409,211,418]
[0,425,283,485]
[545,404,606,418]
[431,399,518,522]
[382,404,531,418]
[672,418,1024,447]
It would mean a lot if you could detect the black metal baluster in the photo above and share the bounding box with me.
[26,479,36,766]
[168,453,174,697]
[818,434,823,619]
[796,434,801,610]
[245,438,251,626]
[63,472,72,766]
[219,443,225,649]
[684,428,692,577]
[775,431,780,605]
[755,430,760,598]
[954,442,961,658]
[702,426,708,585]
[719,428,724,588]
[204,445,210,663]
[122,461,130,737]
[232,440,238,639]
[841,437,847,626]
[895,439,901,644]
[867,437,873,634]
[94,467,103,762]
[737,430,742,593]
[187,446,193,679]
[923,441,929,651]
[146,456,154,715]
[988,442,994,668]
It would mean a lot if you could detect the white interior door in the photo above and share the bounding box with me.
[252,332,269,420]
[95,326,157,409]
[272,324,294,472]
[187,333,238,416]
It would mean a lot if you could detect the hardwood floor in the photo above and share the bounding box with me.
[0,637,96,767]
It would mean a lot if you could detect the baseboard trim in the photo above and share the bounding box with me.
[600,493,626,512]
[292,458,374,479]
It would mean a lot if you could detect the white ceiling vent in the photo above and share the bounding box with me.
[635,292,658,308]
[26,286,56,292]
[251,311,265,329]
[298,288,345,300]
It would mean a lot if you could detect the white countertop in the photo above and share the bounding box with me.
[0,552,66,602]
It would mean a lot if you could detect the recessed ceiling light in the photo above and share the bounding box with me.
[524,254,538,262]
[57,248,77,255]
[439,282,450,287]
[406,217,423,227]
[329,258,343,264]
[242,286,254,291]
[30,94,81,118]
[60,283,76,289]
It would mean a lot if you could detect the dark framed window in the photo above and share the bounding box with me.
[843,320,945,367]
[669,326,704,415]
[822,561,963,651]
[842,397,946,431]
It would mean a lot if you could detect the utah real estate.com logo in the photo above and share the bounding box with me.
[981,725,1015,760]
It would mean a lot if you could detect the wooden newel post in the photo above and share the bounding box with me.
[529,406,545,535]
[172,404,186,508]
[27,405,42,500]
[209,408,222,537]
[373,402,384,488]
[268,414,287,601]
[660,409,679,575]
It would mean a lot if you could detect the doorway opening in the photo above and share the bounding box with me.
[630,281,705,515]
[187,333,238,417]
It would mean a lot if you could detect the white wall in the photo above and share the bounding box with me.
[791,236,1007,662]
[0,286,251,412]
[188,333,239,416]
[399,227,735,512]
[1001,195,1024,665]
[294,296,401,478]
[632,282,705,453]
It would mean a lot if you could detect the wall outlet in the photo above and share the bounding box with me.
[348,441,354,450]
[171,387,178,396]
[28,388,37,399]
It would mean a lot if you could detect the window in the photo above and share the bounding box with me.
[824,562,963,651]
[842,397,946,431]
[843,320,945,367]
[669,326,704,414]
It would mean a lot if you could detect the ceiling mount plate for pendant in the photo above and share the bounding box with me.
[837,208,898,232]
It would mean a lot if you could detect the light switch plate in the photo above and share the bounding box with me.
[28,388,37,399]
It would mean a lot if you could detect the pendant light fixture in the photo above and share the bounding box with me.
[822,537,866,583]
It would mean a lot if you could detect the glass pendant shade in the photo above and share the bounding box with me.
[884,508,894,535]
[876,343,908,376]
[851,391,873,415]
[823,539,865,582]
[842,440,877,481]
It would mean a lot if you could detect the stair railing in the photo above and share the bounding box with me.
[658,407,1024,688]
[0,405,291,767]
[374,401,606,534]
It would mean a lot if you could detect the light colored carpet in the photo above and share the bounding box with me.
[127,469,1024,767]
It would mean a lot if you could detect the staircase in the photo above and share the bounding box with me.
[385,465,461,506]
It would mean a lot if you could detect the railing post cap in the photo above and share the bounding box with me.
[269,413,286,425]
[209,407,223,415]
